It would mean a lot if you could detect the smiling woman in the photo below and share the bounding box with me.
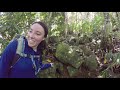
[27,22,46,52]
[0,21,53,78]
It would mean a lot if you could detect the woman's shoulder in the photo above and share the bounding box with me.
[1,37,18,58]
[9,38,18,47]
[10,34,26,46]
[9,35,27,51]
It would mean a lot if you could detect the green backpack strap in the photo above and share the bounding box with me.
[16,35,25,55]
[10,35,25,68]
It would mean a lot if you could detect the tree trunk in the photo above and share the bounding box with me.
[116,12,120,30]
[103,12,112,33]
[64,12,68,38]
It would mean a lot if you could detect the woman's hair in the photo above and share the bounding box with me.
[32,21,48,55]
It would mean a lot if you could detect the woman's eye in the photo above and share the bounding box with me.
[29,30,32,33]
[36,33,41,35]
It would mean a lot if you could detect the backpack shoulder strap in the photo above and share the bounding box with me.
[10,35,25,68]
[16,35,25,55]
[10,54,21,68]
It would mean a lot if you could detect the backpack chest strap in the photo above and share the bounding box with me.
[18,53,40,60]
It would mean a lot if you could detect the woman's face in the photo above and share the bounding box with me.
[27,23,45,50]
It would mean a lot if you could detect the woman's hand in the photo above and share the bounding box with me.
[50,63,54,67]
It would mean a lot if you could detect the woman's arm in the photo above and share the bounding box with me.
[0,40,17,78]
[40,63,52,70]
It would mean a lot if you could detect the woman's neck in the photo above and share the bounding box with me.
[33,47,37,52]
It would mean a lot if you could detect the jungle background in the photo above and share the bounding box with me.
[1,12,120,78]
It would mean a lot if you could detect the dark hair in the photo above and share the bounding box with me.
[32,21,48,55]
[32,21,48,38]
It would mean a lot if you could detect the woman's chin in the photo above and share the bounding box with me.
[28,43,35,48]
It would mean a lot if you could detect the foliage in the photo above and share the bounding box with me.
[0,12,36,52]
[1,12,120,78]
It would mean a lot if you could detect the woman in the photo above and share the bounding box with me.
[0,21,53,78]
